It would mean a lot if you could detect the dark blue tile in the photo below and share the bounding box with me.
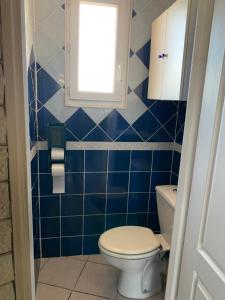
[41,217,60,238]
[107,194,128,214]
[134,79,153,107]
[83,235,100,255]
[66,109,96,140]
[66,128,79,141]
[61,195,83,216]
[116,126,142,142]
[133,111,161,141]
[84,194,106,215]
[172,151,181,175]
[129,172,150,193]
[61,237,82,256]
[85,151,108,172]
[164,115,176,140]
[32,196,39,218]
[171,173,178,185]
[131,151,152,171]
[136,41,151,68]
[42,238,60,257]
[106,214,126,230]
[39,174,53,196]
[149,193,158,213]
[176,128,184,145]
[99,110,129,140]
[66,173,84,194]
[153,151,173,171]
[108,151,130,171]
[84,126,111,141]
[34,239,41,259]
[40,196,60,217]
[127,213,148,227]
[148,213,160,232]
[150,101,177,125]
[37,67,61,104]
[61,216,83,236]
[150,172,171,192]
[85,173,107,194]
[108,172,129,193]
[31,156,37,174]
[66,151,84,172]
[33,217,40,239]
[32,179,38,197]
[38,107,60,141]
[84,215,105,235]
[148,126,174,142]
[128,193,148,213]
[39,151,50,173]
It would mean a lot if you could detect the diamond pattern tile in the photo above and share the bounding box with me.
[149,101,177,125]
[128,55,149,91]
[44,89,78,123]
[43,50,65,86]
[83,108,113,124]
[37,67,61,104]
[83,126,112,141]
[38,107,61,140]
[66,109,96,140]
[134,78,152,107]
[116,126,143,142]
[99,110,130,141]
[136,41,151,68]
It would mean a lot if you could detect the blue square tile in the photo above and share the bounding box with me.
[172,151,181,175]
[148,213,160,232]
[84,194,106,215]
[134,79,153,107]
[132,111,161,141]
[33,217,39,239]
[107,172,129,193]
[148,126,174,142]
[41,217,60,238]
[66,151,84,172]
[136,41,151,68]
[40,196,60,217]
[34,239,41,259]
[85,173,107,194]
[39,151,50,173]
[42,238,60,257]
[127,213,148,227]
[84,215,105,235]
[171,173,178,185]
[61,195,83,216]
[106,214,126,230]
[84,126,111,141]
[153,151,173,171]
[39,174,53,196]
[150,101,177,125]
[61,237,82,256]
[66,173,84,194]
[107,194,128,214]
[116,126,142,142]
[83,235,100,255]
[150,172,171,192]
[99,110,129,141]
[38,107,60,141]
[85,151,108,172]
[66,109,96,140]
[131,151,152,171]
[37,67,61,104]
[129,172,150,193]
[32,179,38,197]
[108,151,130,171]
[61,216,83,236]
[31,155,38,174]
[149,193,157,213]
[128,193,149,213]
[32,196,39,218]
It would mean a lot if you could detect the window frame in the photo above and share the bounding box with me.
[65,0,132,108]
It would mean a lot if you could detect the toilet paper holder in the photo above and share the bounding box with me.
[48,123,66,164]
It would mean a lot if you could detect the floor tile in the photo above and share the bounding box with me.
[39,257,85,290]
[88,254,109,265]
[40,258,48,270]
[36,283,71,300]
[75,262,119,299]
[69,255,89,262]
[70,292,109,300]
[117,292,163,300]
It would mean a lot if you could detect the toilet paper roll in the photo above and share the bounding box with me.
[51,163,65,176]
[52,163,65,194]
[51,147,64,161]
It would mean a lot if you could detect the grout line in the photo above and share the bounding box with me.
[72,258,88,291]
[126,150,132,225]
[105,150,109,230]
[82,151,85,254]
[147,150,154,226]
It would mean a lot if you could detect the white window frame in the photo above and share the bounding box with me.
[65,0,131,108]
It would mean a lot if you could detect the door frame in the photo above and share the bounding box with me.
[1,0,35,299]
[165,0,215,299]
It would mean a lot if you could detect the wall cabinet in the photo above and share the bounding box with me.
[148,0,196,101]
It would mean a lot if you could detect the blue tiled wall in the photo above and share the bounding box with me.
[36,149,173,257]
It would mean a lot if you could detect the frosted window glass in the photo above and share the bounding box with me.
[78,3,118,93]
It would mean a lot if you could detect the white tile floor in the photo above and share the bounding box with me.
[36,255,163,300]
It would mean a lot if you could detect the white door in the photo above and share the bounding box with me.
[177,0,225,299]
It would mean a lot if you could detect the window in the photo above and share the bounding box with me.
[65,0,131,108]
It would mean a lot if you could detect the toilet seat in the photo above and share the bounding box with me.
[99,226,161,257]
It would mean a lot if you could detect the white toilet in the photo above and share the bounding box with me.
[98,185,177,299]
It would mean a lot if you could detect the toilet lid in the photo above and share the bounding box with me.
[99,226,160,255]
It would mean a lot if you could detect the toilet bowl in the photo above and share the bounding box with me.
[98,185,177,299]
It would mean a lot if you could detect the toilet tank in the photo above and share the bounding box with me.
[156,185,177,245]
